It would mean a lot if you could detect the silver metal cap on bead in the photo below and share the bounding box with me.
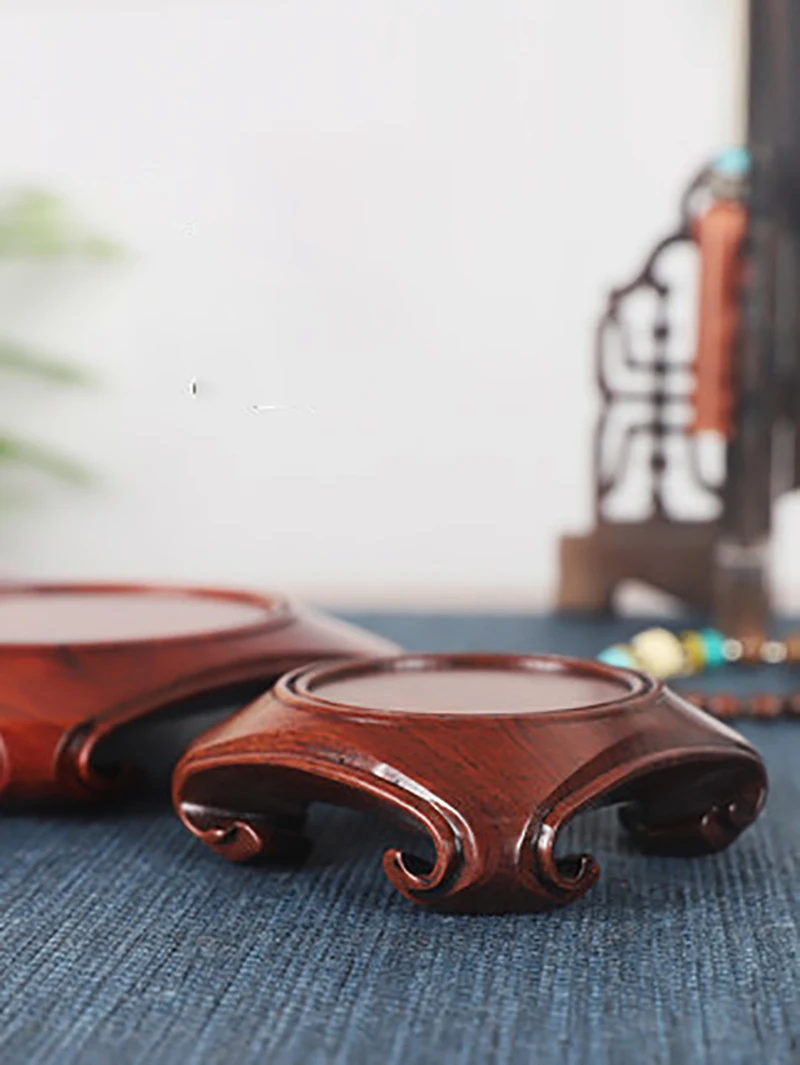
[722,638,743,663]
[760,640,788,664]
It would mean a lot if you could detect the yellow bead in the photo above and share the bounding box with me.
[630,627,686,680]
[680,630,706,675]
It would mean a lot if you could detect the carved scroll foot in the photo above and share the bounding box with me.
[618,772,767,856]
[178,801,311,864]
[173,654,768,914]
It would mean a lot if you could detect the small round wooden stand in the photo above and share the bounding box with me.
[173,653,768,914]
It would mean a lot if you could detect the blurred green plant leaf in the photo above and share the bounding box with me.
[0,339,93,386]
[81,236,121,259]
[0,487,35,511]
[0,188,122,260]
[0,435,94,485]
[0,185,121,508]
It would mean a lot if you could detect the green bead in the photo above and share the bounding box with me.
[598,644,638,670]
[699,628,727,669]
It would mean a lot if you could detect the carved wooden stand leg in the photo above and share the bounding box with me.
[173,654,767,914]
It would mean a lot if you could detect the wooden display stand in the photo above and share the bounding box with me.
[173,653,767,914]
[0,582,398,803]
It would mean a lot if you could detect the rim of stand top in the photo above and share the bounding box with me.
[276,652,658,720]
[0,581,294,652]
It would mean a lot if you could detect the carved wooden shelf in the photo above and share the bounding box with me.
[173,653,768,914]
[0,582,398,803]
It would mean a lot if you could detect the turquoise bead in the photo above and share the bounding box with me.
[713,146,750,178]
[598,645,638,670]
[699,628,727,669]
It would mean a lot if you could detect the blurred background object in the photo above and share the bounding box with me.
[0,0,776,611]
[559,0,800,638]
[0,187,119,507]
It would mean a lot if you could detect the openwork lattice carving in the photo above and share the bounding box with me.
[594,165,724,524]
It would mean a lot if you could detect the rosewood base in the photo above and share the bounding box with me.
[173,653,768,914]
[0,582,398,803]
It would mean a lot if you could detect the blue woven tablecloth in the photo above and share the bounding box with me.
[1,614,798,1065]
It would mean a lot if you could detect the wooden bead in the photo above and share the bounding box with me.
[751,694,783,719]
[784,634,800,665]
[739,636,763,666]
[630,628,686,679]
[705,694,739,720]
[682,691,708,711]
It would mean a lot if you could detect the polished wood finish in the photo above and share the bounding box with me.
[173,653,768,914]
[0,582,399,803]
[691,199,746,438]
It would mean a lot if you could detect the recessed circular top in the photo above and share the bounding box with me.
[288,654,646,716]
[0,586,284,645]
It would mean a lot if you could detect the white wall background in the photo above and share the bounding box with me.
[1,0,794,610]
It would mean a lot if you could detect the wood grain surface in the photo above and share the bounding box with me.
[174,653,768,914]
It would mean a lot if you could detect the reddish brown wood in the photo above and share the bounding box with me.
[0,582,399,804]
[691,198,746,438]
[173,653,768,914]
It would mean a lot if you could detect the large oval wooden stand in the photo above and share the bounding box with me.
[0,583,398,804]
[173,653,768,914]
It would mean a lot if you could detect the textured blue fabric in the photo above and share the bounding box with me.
[1,613,798,1065]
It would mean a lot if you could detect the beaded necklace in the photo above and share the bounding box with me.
[597,628,800,720]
